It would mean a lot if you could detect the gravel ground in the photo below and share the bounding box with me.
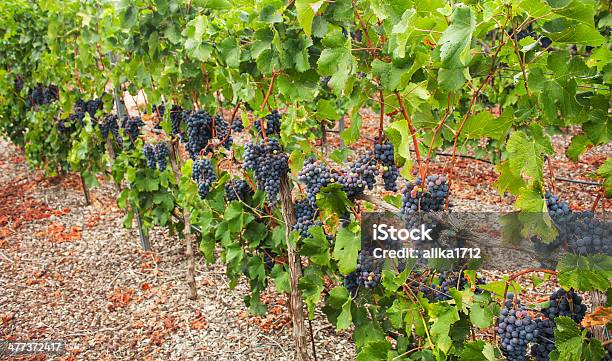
[0,139,354,361]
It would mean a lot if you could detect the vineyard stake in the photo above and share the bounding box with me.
[168,140,198,300]
[110,70,150,252]
[279,174,310,361]
[79,173,91,206]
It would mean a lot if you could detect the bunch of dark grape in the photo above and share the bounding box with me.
[293,199,320,239]
[530,318,555,361]
[99,114,123,146]
[185,110,214,159]
[531,191,571,252]
[298,158,338,205]
[355,252,382,289]
[29,85,44,105]
[14,76,24,92]
[192,159,217,199]
[545,191,571,218]
[143,143,156,169]
[254,110,281,136]
[169,105,184,136]
[373,140,399,191]
[243,139,289,204]
[565,211,610,255]
[214,114,233,148]
[343,271,360,296]
[46,85,59,103]
[541,288,586,323]
[340,154,377,199]
[432,271,470,301]
[56,119,76,135]
[496,292,539,361]
[152,104,165,117]
[224,179,253,202]
[231,118,244,132]
[86,98,103,120]
[155,143,169,171]
[121,116,144,143]
[400,175,448,219]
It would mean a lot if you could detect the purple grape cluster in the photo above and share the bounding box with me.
[496,293,539,361]
[231,118,244,132]
[169,105,184,136]
[27,84,58,107]
[143,143,156,169]
[298,158,338,205]
[293,199,320,239]
[373,140,399,191]
[121,116,144,143]
[155,143,169,171]
[192,159,217,199]
[254,110,281,136]
[243,139,289,204]
[224,179,253,202]
[340,154,377,199]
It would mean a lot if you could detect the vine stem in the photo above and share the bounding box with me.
[446,15,511,209]
[168,139,198,300]
[502,268,557,299]
[423,93,454,179]
[394,91,424,180]
[377,89,384,142]
[260,70,279,113]
[279,174,310,361]
[546,157,558,194]
[352,1,375,56]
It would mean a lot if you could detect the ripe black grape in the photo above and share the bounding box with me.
[496,292,538,361]
[243,139,289,204]
[400,175,449,229]
[86,98,103,120]
[143,143,156,169]
[192,159,217,199]
[100,114,123,147]
[122,116,144,143]
[231,118,244,132]
[293,199,320,239]
[530,318,555,361]
[541,288,586,323]
[224,179,253,202]
[374,140,399,191]
[254,110,281,136]
[213,114,233,148]
[298,158,338,205]
[14,76,24,92]
[169,105,184,136]
[186,110,214,159]
[340,154,377,199]
[155,143,169,171]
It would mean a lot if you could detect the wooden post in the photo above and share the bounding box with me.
[279,174,310,361]
[109,69,150,251]
[168,140,198,300]
[80,173,91,206]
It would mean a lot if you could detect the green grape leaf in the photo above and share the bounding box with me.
[355,340,391,361]
[301,226,331,267]
[317,30,354,95]
[333,225,361,275]
[557,254,612,292]
[299,266,325,319]
[439,4,475,69]
[390,9,416,59]
[271,264,291,293]
[296,0,324,36]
